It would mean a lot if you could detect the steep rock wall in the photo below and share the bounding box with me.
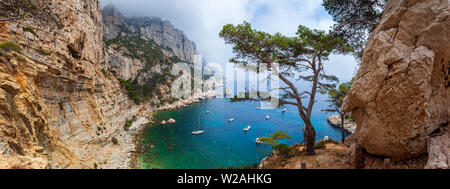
[343,0,449,160]
[102,4,200,105]
[0,0,138,168]
[103,4,197,64]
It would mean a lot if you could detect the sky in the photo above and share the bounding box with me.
[99,0,358,82]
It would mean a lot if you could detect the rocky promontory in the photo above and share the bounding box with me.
[327,114,356,134]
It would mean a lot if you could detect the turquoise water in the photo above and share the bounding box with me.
[137,95,348,169]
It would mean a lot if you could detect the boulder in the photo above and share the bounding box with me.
[425,127,449,169]
[347,143,365,169]
[344,134,357,147]
[342,0,450,160]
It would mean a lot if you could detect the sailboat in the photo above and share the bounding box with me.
[192,117,205,135]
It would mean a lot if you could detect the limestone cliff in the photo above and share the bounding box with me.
[103,4,197,64]
[0,0,140,168]
[342,0,449,163]
[102,4,199,104]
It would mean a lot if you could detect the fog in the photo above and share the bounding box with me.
[99,0,358,82]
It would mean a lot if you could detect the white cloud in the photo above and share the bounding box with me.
[99,0,357,81]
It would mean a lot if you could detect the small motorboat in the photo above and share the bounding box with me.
[266,115,270,120]
[281,108,287,112]
[324,136,329,141]
[256,138,263,144]
[192,130,205,135]
[244,126,251,131]
[205,110,210,114]
[167,118,176,124]
[228,118,234,122]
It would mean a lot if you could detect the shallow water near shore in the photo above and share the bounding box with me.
[138,97,348,169]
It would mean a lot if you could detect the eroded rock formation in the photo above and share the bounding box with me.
[343,0,449,161]
[0,0,139,168]
[102,4,200,104]
[103,4,197,63]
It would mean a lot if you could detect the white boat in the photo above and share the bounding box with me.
[244,126,251,131]
[167,118,176,124]
[228,118,234,122]
[205,110,210,114]
[192,117,205,135]
[282,108,287,112]
[256,138,263,144]
[192,130,205,135]
[266,115,270,120]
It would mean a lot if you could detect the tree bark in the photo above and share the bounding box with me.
[340,113,345,143]
[304,122,316,155]
[272,62,319,155]
[274,66,317,155]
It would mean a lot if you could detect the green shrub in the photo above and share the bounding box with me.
[38,48,50,55]
[23,27,36,36]
[123,119,133,131]
[111,137,119,145]
[101,69,109,78]
[272,143,291,158]
[0,42,22,52]
[314,139,338,149]
[347,113,354,122]
[13,53,27,63]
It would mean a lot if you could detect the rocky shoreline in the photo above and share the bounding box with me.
[109,90,218,169]
[327,114,356,134]
[157,90,218,111]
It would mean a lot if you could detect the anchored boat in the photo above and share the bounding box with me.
[192,117,205,135]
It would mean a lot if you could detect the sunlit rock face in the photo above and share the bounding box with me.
[343,0,449,161]
[0,0,138,168]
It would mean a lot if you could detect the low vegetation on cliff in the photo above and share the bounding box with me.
[105,30,179,104]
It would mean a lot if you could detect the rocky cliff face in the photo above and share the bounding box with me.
[102,4,199,105]
[343,0,449,161]
[103,4,197,63]
[102,4,197,78]
[0,0,140,168]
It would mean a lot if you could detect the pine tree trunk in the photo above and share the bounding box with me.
[304,121,316,155]
[340,114,345,143]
